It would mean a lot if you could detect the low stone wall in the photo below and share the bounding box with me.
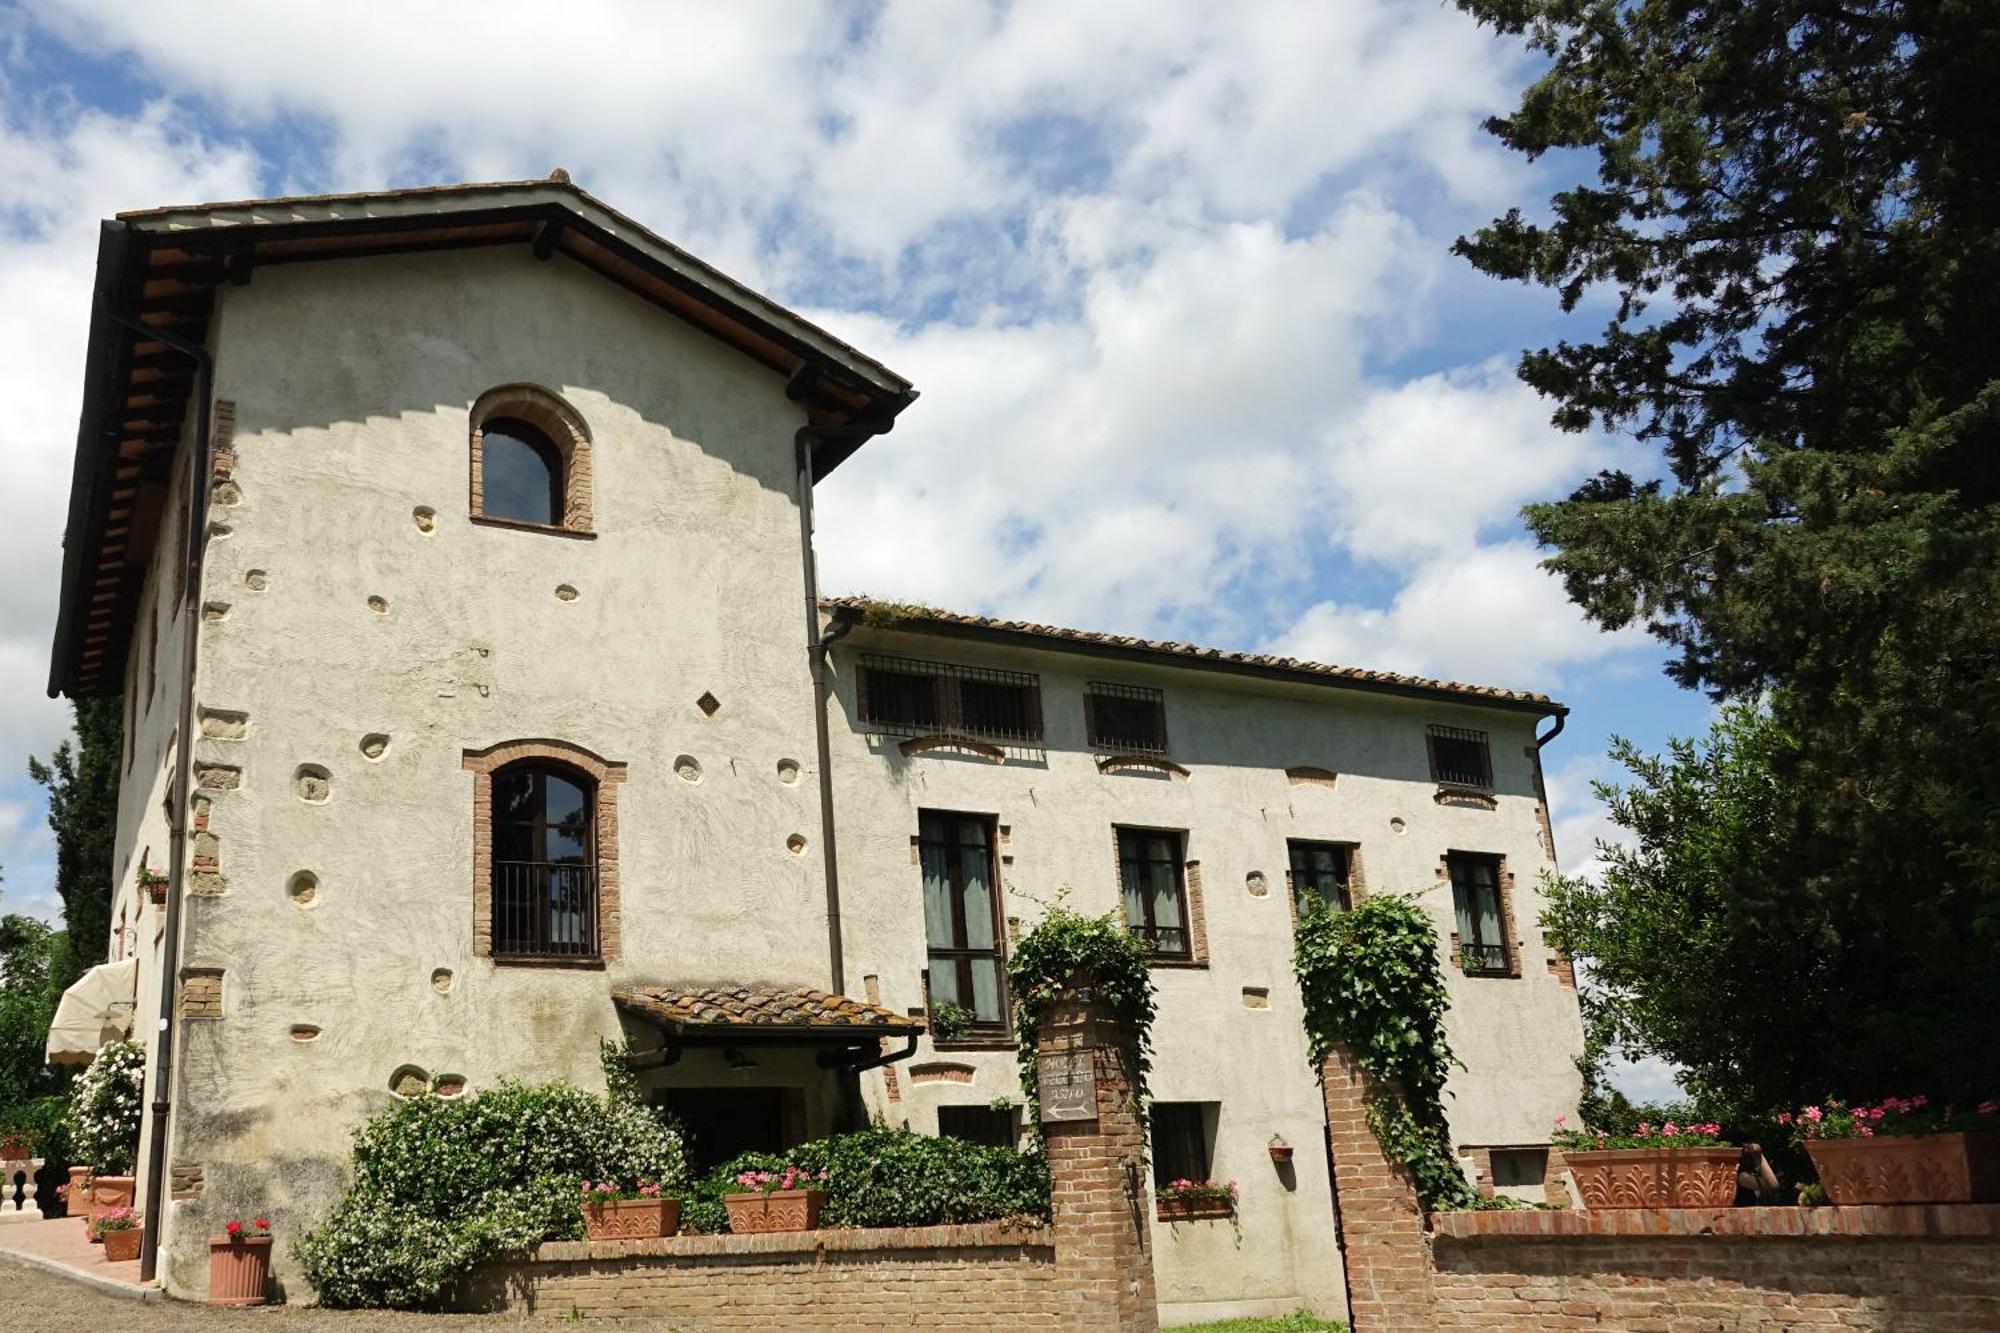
[459,1222,1058,1327]
[1431,1204,2000,1332]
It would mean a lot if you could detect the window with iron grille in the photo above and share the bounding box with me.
[937,1104,1016,1149]
[1086,681,1169,754]
[1427,725,1493,792]
[491,761,599,959]
[1288,840,1352,914]
[1150,1102,1214,1187]
[1447,851,1509,975]
[1117,826,1191,959]
[858,654,1043,746]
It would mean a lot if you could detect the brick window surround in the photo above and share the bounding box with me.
[1438,850,1522,978]
[1112,826,1208,968]
[469,384,595,536]
[464,739,626,963]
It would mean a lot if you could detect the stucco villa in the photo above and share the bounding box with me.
[44,175,1583,1321]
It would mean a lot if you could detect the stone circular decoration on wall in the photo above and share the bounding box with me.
[295,764,332,803]
[413,506,437,532]
[1390,816,1408,835]
[360,734,390,760]
[367,595,389,614]
[674,755,702,783]
[388,1065,431,1099]
[1245,871,1270,898]
[776,758,801,785]
[431,968,454,995]
[245,569,269,591]
[288,871,320,908]
[555,584,579,602]
[786,834,808,855]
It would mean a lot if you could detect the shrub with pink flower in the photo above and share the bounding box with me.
[1783,1095,1997,1144]
[1154,1177,1238,1205]
[1551,1118,1726,1151]
[579,1179,672,1203]
[733,1165,827,1195]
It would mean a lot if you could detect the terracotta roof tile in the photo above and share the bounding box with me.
[821,598,1562,711]
[612,984,920,1034]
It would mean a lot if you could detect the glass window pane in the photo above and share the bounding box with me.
[920,842,955,950]
[968,957,1004,1024]
[482,419,561,525]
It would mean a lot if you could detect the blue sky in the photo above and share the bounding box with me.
[0,3,1709,1097]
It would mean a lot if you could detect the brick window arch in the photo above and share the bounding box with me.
[469,384,595,534]
[464,739,626,962]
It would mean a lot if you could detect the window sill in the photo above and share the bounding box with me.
[1433,785,1497,809]
[1144,956,1208,971]
[1459,968,1519,980]
[929,1034,1018,1052]
[491,954,607,970]
[470,514,597,540]
[1156,1198,1234,1222]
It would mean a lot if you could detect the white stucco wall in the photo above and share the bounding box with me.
[826,625,1585,1324]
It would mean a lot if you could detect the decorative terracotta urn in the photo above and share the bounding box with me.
[582,1197,680,1241]
[207,1234,272,1306]
[1806,1131,2000,1205]
[723,1189,824,1234]
[1155,1195,1234,1222]
[1565,1147,1739,1208]
[83,1175,135,1234]
[100,1226,142,1263]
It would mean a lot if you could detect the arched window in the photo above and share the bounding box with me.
[491,761,598,958]
[468,385,594,533]
[479,418,564,526]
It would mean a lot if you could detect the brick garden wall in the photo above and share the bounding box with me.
[1431,1205,2000,1332]
[461,1223,1056,1327]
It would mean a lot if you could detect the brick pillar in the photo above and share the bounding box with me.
[1320,1042,1436,1332]
[1038,994,1159,1333]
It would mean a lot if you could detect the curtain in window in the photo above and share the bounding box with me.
[919,812,1004,1025]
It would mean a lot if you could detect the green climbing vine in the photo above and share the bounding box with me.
[1294,894,1476,1212]
[1007,896,1157,1133]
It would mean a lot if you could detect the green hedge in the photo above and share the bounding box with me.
[295,1078,686,1309]
[680,1128,1050,1235]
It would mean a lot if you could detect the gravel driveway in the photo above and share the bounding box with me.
[3,1260,685,1331]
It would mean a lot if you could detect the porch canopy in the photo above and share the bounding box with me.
[612,983,923,1070]
[45,958,137,1065]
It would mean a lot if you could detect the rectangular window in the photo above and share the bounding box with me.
[859,655,1043,746]
[1427,725,1493,792]
[1491,1147,1548,1189]
[918,810,1008,1031]
[1151,1102,1214,1187]
[1117,827,1191,958]
[937,1105,1016,1149]
[1086,682,1168,754]
[1448,852,1509,975]
[1288,840,1352,913]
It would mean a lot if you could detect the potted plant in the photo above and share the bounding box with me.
[0,1127,36,1161]
[1787,1096,2000,1205]
[138,867,169,907]
[65,1039,143,1229]
[580,1180,680,1240]
[928,999,974,1041]
[208,1217,272,1306]
[723,1165,827,1234]
[1155,1177,1238,1221]
[1552,1117,1739,1208]
[92,1207,143,1263]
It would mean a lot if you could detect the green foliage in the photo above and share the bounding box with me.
[1006,896,1157,1129]
[1177,1312,1347,1333]
[0,915,75,1114]
[1294,895,1474,1212]
[295,1079,685,1309]
[64,1038,142,1174]
[1460,0,2000,1107]
[28,699,122,990]
[678,1128,1050,1236]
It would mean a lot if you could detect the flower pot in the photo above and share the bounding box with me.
[207,1235,272,1306]
[66,1167,90,1221]
[1806,1131,2000,1205]
[84,1176,134,1233]
[100,1227,142,1263]
[582,1197,680,1241]
[1565,1147,1739,1209]
[723,1189,823,1234]
[1156,1195,1234,1222]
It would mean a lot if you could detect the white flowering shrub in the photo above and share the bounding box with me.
[296,1074,685,1309]
[65,1040,144,1173]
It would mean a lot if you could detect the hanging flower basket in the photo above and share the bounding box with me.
[1155,1179,1238,1221]
[139,869,169,907]
[208,1220,273,1306]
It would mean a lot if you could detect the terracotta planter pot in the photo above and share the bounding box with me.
[207,1235,272,1306]
[65,1167,90,1222]
[1806,1131,2000,1205]
[1565,1146,1739,1208]
[1155,1195,1234,1222]
[83,1175,134,1235]
[582,1196,681,1241]
[100,1227,142,1263]
[723,1189,823,1234]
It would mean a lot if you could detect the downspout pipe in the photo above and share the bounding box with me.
[794,416,896,997]
[1534,707,1568,751]
[104,305,214,1285]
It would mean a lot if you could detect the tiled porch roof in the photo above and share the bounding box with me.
[612,984,921,1038]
